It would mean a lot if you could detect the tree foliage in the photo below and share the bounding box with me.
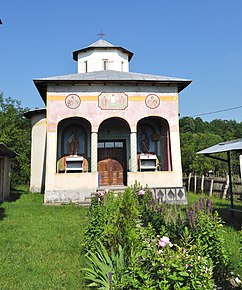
[180,116,242,176]
[0,93,31,186]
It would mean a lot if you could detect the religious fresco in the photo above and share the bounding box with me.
[137,126,156,153]
[62,125,85,156]
[145,94,160,109]
[65,94,81,109]
[98,93,128,110]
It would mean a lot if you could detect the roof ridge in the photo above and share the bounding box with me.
[88,39,114,47]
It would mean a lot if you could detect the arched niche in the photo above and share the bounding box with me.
[137,117,172,171]
[56,117,91,172]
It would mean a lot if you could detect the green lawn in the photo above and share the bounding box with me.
[187,192,242,277]
[0,190,87,289]
[0,189,241,289]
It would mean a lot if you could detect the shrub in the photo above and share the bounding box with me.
[82,186,231,289]
[84,188,140,254]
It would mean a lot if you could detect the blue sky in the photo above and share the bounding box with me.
[1,0,242,121]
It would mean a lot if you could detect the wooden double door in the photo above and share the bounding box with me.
[98,140,127,186]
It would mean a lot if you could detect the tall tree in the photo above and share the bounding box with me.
[0,93,31,185]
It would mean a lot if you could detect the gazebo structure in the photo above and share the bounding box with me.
[197,138,242,211]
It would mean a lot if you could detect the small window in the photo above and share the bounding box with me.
[105,142,114,148]
[115,142,123,148]
[121,61,124,71]
[84,61,88,73]
[103,59,108,70]
[98,142,105,148]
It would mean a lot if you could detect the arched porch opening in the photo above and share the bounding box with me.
[98,117,131,186]
[137,117,172,171]
[56,117,91,173]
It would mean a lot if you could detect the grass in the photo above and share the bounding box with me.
[187,192,242,277]
[0,188,241,288]
[0,188,88,289]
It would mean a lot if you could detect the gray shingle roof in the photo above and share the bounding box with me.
[34,70,191,103]
[39,70,190,82]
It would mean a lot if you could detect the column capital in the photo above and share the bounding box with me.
[91,125,99,133]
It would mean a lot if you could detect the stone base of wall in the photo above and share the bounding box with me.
[44,189,93,204]
[44,187,187,205]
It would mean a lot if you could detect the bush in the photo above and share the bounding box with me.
[84,188,139,254]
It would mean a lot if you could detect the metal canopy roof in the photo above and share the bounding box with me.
[34,70,192,103]
[197,139,242,155]
[197,138,242,210]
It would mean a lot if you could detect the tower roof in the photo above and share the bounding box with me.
[73,39,134,61]
[88,39,114,47]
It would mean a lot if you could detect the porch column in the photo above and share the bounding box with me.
[91,132,98,172]
[130,132,138,172]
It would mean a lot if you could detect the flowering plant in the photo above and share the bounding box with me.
[97,189,109,198]
[158,236,173,248]
[138,189,145,196]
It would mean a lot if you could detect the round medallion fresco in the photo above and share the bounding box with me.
[65,94,81,109]
[145,94,160,109]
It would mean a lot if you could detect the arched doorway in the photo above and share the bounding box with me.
[98,118,130,186]
[137,117,172,171]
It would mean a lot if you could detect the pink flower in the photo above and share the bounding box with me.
[158,240,167,248]
[138,190,145,196]
[97,191,105,197]
[158,236,173,248]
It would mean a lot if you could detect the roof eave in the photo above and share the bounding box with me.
[73,46,134,61]
[0,144,18,158]
[34,79,191,103]
[24,108,46,119]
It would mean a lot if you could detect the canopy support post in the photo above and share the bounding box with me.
[227,151,234,209]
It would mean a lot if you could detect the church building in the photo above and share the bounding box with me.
[25,39,191,204]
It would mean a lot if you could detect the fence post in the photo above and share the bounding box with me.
[188,173,192,192]
[201,175,204,193]
[209,178,214,197]
[222,175,229,199]
[194,175,197,193]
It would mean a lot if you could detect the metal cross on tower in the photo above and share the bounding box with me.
[97,29,106,39]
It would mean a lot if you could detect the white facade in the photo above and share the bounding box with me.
[77,49,129,73]
[27,39,191,204]
[29,111,46,193]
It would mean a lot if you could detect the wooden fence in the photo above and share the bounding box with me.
[183,174,242,200]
